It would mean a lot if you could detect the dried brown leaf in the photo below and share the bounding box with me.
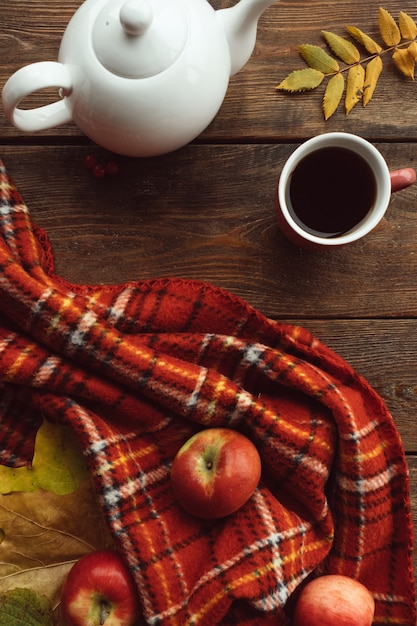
[299,44,340,73]
[276,68,325,92]
[322,30,360,64]
[393,47,415,79]
[398,11,417,40]
[345,64,365,114]
[379,7,401,46]
[323,72,345,120]
[346,25,383,54]
[0,479,114,623]
[363,55,383,106]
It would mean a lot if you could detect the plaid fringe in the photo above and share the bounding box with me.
[0,160,415,625]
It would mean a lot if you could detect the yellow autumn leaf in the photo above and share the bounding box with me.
[363,55,383,106]
[0,419,88,496]
[322,30,360,64]
[407,41,417,61]
[299,44,339,73]
[392,47,415,79]
[398,11,417,41]
[276,6,417,121]
[379,7,401,46]
[345,64,365,114]
[323,72,345,120]
[346,25,383,54]
[276,68,325,92]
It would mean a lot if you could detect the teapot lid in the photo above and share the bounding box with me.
[92,0,188,78]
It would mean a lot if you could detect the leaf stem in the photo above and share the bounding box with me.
[323,38,416,77]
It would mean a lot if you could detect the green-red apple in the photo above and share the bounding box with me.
[292,574,375,626]
[61,549,141,626]
[170,427,262,519]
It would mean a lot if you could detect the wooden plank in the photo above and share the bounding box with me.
[1,144,417,319]
[2,0,417,141]
[217,0,417,142]
[406,455,417,581]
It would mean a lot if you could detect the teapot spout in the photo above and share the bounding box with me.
[217,0,278,76]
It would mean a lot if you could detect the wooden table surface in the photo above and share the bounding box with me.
[1,0,417,608]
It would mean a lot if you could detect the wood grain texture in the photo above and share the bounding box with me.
[1,144,417,319]
[2,0,417,140]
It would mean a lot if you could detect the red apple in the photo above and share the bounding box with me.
[292,574,375,626]
[61,549,140,626]
[170,427,262,519]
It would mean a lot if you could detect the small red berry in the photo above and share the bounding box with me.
[105,161,119,176]
[84,154,97,169]
[92,163,106,178]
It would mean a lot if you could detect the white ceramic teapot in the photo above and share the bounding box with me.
[2,0,277,156]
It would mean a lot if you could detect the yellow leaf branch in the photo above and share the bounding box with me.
[277,7,417,119]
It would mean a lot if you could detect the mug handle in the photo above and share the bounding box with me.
[390,168,416,192]
[2,61,73,132]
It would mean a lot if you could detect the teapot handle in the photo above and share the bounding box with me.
[2,62,73,132]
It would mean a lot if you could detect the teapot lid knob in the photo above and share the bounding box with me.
[92,0,188,79]
[120,0,153,36]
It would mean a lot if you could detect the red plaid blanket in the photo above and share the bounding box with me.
[0,159,415,625]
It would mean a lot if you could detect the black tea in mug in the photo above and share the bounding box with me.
[288,147,377,238]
